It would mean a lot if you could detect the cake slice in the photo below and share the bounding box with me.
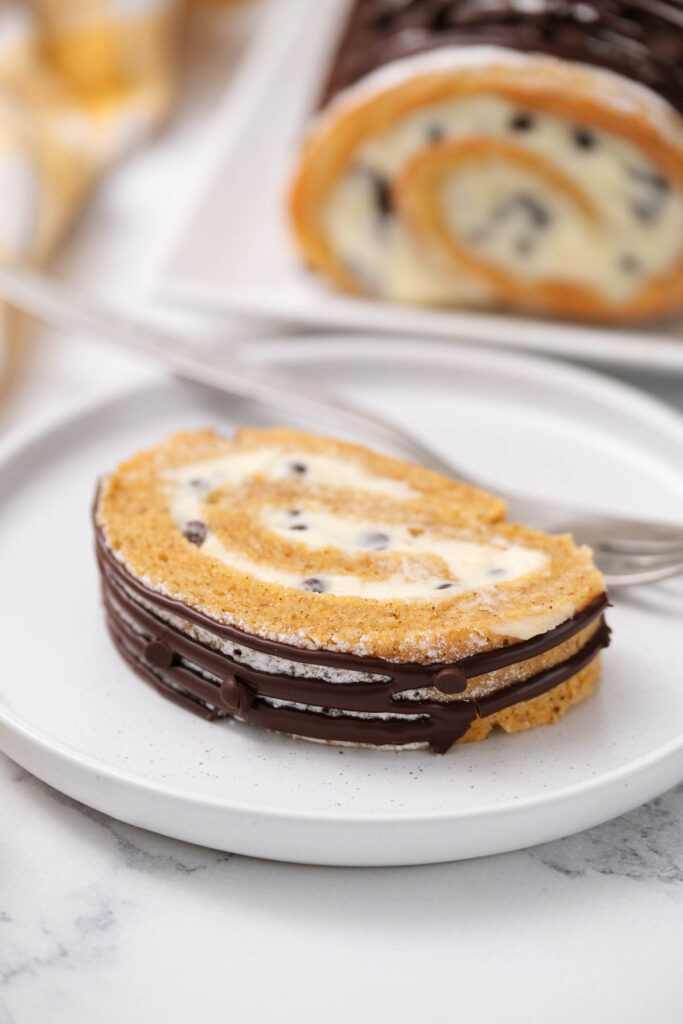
[94,427,608,752]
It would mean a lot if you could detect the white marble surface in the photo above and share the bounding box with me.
[1,9,683,1020]
[2,752,682,1024]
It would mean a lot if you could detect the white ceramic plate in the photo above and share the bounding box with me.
[1,336,683,866]
[152,0,683,372]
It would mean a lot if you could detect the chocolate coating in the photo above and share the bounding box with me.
[144,640,174,670]
[94,515,609,753]
[219,675,243,714]
[433,667,468,694]
[320,0,683,115]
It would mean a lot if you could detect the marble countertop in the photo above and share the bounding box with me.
[1,12,682,1020]
[2,750,681,1024]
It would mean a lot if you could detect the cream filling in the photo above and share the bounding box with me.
[488,603,577,641]
[168,446,416,524]
[194,521,546,601]
[261,505,547,597]
[166,450,547,601]
[322,92,683,302]
[260,696,426,722]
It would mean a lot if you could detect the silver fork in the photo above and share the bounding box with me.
[1,263,682,588]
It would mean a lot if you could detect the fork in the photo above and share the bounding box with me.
[1,263,682,587]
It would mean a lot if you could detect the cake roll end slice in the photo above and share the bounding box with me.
[290,46,683,322]
[95,426,609,752]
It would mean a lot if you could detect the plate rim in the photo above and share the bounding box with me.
[1,334,683,836]
[1,702,682,825]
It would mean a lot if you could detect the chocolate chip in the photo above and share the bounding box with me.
[435,582,454,590]
[510,112,534,132]
[358,530,390,550]
[372,173,393,218]
[288,509,302,516]
[434,667,468,695]
[289,524,308,531]
[573,127,596,149]
[183,520,207,546]
[189,478,208,491]
[521,196,551,228]
[494,194,551,229]
[626,166,670,193]
[626,167,669,223]
[430,7,452,31]
[289,462,307,475]
[144,641,174,669]
[301,577,326,593]
[515,236,535,256]
[619,253,641,273]
[632,201,659,223]
[232,648,242,658]
[427,123,445,143]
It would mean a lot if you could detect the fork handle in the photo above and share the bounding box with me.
[0,263,469,480]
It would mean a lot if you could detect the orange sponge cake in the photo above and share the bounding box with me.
[94,427,609,752]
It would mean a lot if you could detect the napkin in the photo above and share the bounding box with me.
[0,0,247,395]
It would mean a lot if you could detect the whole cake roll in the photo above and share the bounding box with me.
[289,0,683,322]
[94,427,609,753]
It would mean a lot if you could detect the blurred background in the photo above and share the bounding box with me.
[1,0,682,435]
[0,0,268,428]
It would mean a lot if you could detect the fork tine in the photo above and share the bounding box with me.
[596,545,683,587]
[598,536,683,555]
[602,551,683,570]
[602,560,683,587]
[597,520,683,542]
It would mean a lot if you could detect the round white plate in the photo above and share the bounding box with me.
[1,337,682,866]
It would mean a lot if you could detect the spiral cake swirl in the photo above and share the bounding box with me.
[95,427,609,752]
[289,1,683,322]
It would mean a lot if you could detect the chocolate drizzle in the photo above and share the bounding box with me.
[94,519,610,753]
[320,0,683,115]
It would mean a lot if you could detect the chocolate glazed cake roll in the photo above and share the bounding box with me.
[94,427,610,753]
[289,0,683,322]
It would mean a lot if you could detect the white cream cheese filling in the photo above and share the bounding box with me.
[261,505,546,596]
[168,447,416,523]
[322,90,683,302]
[260,695,427,722]
[165,449,547,601]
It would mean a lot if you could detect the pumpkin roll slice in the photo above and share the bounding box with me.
[95,426,609,753]
[289,0,683,323]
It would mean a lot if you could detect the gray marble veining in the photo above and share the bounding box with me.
[531,784,683,883]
